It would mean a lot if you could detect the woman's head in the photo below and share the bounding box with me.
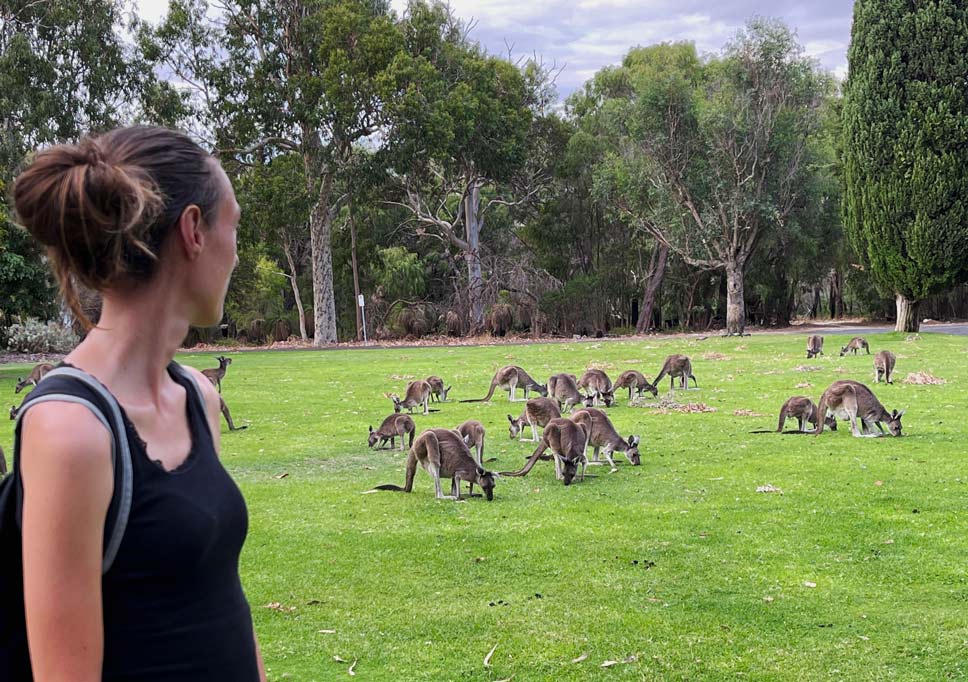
[12,126,239,328]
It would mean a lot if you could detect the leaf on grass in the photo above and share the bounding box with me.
[804,581,817,588]
[333,655,347,663]
[484,644,498,668]
[572,653,588,664]
[273,472,289,479]
[360,489,380,494]
[733,409,766,417]
[623,655,637,663]
[348,659,357,676]
[264,601,296,613]
[874,480,883,486]
[793,365,823,373]
[318,629,337,634]
[795,382,813,389]
[601,660,619,668]
[756,484,783,494]
[763,596,774,603]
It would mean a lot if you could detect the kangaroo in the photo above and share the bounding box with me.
[840,337,870,356]
[369,428,496,500]
[577,369,615,407]
[775,396,836,432]
[813,380,904,437]
[368,413,416,451]
[199,367,246,430]
[391,380,431,415]
[613,370,658,402]
[873,350,896,384]
[14,362,54,394]
[547,373,590,413]
[507,397,562,442]
[569,407,641,467]
[500,418,588,486]
[806,335,824,359]
[201,355,232,393]
[456,419,486,465]
[426,375,451,403]
[654,354,698,390]
[9,404,18,421]
[460,365,547,403]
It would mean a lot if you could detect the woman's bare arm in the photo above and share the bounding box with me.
[20,403,113,682]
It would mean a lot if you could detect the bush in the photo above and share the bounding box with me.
[6,318,78,354]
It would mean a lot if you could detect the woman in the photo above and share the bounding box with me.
[12,126,266,680]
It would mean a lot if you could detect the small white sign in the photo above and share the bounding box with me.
[358,294,365,307]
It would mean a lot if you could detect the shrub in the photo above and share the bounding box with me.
[6,318,78,354]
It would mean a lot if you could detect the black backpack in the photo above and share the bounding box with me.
[0,366,135,681]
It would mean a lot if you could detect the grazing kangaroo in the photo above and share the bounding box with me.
[547,373,590,413]
[14,362,54,394]
[391,380,431,415]
[654,354,697,390]
[577,369,615,407]
[775,396,836,432]
[613,370,658,401]
[368,413,416,451]
[460,365,547,403]
[814,380,904,437]
[425,375,452,403]
[369,428,496,500]
[201,355,232,393]
[500,418,588,485]
[570,407,641,467]
[874,350,896,384]
[507,397,562,442]
[840,337,870,356]
[9,404,19,421]
[806,335,824,359]
[456,419,486,465]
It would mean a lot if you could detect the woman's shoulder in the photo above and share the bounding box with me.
[20,401,114,471]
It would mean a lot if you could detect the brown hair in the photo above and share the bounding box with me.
[12,126,223,327]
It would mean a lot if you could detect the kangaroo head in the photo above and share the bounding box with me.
[887,409,905,436]
[839,346,848,356]
[535,384,549,397]
[626,435,641,465]
[507,414,521,439]
[561,456,580,486]
[476,466,496,501]
[582,394,595,407]
[645,382,658,397]
[367,426,380,448]
[9,405,18,421]
[824,415,838,431]
[601,390,615,407]
[442,385,451,400]
[14,378,26,394]
[390,395,402,412]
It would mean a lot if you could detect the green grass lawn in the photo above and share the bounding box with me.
[3,333,967,680]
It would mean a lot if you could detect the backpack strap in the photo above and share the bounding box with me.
[13,367,133,574]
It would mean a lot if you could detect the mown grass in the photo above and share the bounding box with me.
[2,332,967,681]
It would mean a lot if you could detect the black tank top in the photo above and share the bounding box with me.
[90,363,258,681]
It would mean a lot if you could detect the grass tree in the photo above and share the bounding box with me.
[842,0,968,332]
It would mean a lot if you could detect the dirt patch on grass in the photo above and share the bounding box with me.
[631,396,717,414]
[793,365,824,373]
[903,371,946,385]
[702,352,731,361]
[733,409,766,417]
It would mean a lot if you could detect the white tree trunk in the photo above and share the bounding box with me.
[464,182,485,334]
[725,262,746,336]
[309,190,338,345]
[283,242,308,342]
[895,293,920,333]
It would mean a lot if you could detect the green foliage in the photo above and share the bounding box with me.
[373,246,425,301]
[842,0,968,301]
[0,184,56,324]
[5,317,78,353]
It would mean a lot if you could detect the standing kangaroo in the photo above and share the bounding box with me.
[391,380,431,415]
[368,413,416,451]
[813,380,904,437]
[775,396,836,432]
[507,397,561,442]
[455,419,486,465]
[426,375,451,403]
[200,370,247,431]
[201,355,232,393]
[873,350,896,384]
[840,337,870,356]
[613,370,658,402]
[500,418,588,486]
[578,369,615,407]
[654,355,698,390]
[569,407,641,467]
[14,362,54,394]
[547,373,590,413]
[806,335,824,359]
[460,365,547,403]
[369,428,496,500]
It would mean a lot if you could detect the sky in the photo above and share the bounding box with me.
[134,0,852,97]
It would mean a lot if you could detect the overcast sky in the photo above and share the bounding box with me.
[135,0,851,97]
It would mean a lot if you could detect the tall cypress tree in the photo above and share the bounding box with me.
[843,0,968,332]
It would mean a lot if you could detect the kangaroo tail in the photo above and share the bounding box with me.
[776,406,787,432]
[500,441,548,477]
[459,379,498,403]
[812,395,829,435]
[370,484,407,492]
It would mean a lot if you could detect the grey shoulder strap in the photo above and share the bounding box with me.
[15,367,133,574]
[168,362,207,408]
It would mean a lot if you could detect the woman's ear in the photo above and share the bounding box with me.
[177,204,205,260]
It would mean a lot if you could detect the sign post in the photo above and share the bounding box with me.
[358,294,368,344]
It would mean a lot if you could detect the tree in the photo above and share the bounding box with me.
[842,0,968,332]
[593,21,829,335]
[384,1,537,333]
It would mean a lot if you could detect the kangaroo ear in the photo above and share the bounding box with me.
[628,434,635,446]
[896,409,905,418]
[476,465,486,476]
[632,435,640,446]
[507,414,514,422]
[369,425,373,433]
